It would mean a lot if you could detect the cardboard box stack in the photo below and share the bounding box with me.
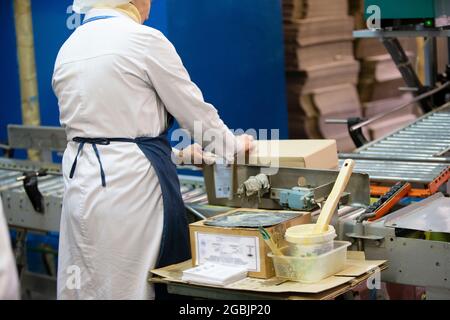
[283,0,362,152]
[350,0,422,140]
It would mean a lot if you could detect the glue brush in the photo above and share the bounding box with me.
[258,227,283,256]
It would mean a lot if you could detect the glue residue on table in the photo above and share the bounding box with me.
[204,211,300,228]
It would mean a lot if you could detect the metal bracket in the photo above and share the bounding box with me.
[18,169,48,214]
[346,221,384,240]
[7,125,67,152]
[0,142,14,158]
[348,118,369,148]
[346,221,384,251]
[325,117,369,148]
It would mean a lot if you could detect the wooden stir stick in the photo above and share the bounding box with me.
[313,159,355,234]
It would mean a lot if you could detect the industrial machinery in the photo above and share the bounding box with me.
[199,159,450,299]
[202,163,370,211]
[365,0,450,29]
[345,1,450,147]
[207,160,450,299]
[339,103,450,197]
[331,96,449,299]
[341,192,450,299]
[324,6,450,295]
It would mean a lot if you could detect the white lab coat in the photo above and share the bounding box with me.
[52,9,240,300]
[0,200,20,300]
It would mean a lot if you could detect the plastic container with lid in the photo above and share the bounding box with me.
[268,241,351,283]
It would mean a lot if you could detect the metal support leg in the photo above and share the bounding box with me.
[15,229,27,276]
[41,150,53,163]
[424,37,438,87]
[447,37,450,67]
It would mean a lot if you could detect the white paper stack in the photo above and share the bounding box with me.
[181,263,248,287]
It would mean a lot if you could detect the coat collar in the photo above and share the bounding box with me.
[83,8,134,24]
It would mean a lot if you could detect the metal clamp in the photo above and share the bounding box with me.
[0,142,14,158]
[325,117,369,148]
[17,169,48,214]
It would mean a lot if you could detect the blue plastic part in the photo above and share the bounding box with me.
[279,187,315,211]
[398,197,424,206]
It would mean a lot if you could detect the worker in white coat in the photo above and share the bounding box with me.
[53,0,253,300]
[0,199,20,300]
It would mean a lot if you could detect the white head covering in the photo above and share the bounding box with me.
[72,0,130,14]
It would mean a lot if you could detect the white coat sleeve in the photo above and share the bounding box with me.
[144,32,244,161]
[0,200,20,300]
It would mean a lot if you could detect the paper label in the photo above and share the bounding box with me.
[195,232,260,272]
[213,164,233,198]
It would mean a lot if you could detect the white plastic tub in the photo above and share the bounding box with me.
[284,224,337,257]
[268,241,351,283]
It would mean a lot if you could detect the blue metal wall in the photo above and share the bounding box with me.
[31,1,78,127]
[166,0,288,137]
[0,1,21,144]
[0,0,287,149]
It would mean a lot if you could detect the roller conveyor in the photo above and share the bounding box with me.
[339,104,450,197]
[341,104,450,163]
[0,167,207,232]
[339,160,449,185]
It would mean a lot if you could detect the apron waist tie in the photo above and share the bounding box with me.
[69,137,136,187]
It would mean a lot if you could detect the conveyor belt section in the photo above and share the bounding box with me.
[0,169,64,232]
[180,182,208,205]
[0,168,207,232]
[342,105,450,163]
[339,159,450,197]
[0,157,62,176]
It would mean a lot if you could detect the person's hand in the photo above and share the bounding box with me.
[179,143,204,168]
[236,134,255,153]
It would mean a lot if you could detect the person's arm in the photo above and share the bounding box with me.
[172,145,203,167]
[144,31,252,161]
[0,200,20,300]
[172,144,219,167]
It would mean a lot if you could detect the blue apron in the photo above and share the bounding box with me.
[69,129,191,267]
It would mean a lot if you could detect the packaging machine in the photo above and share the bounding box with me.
[200,160,450,299]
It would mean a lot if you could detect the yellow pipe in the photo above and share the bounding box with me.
[13,0,41,160]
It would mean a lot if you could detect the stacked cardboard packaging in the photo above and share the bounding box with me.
[283,0,362,152]
[283,0,423,152]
